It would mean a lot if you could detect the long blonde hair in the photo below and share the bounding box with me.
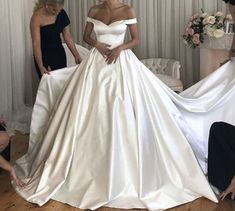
[33,0,65,12]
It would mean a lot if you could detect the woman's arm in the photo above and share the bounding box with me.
[62,26,81,64]
[0,132,25,187]
[30,13,50,75]
[83,7,111,58]
[83,21,111,58]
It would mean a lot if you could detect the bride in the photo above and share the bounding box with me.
[13,0,235,210]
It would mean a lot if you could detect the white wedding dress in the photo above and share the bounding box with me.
[14,17,235,210]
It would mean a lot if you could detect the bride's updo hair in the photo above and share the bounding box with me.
[34,0,65,12]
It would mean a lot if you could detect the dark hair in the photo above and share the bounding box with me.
[223,0,231,3]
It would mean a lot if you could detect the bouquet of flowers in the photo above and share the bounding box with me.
[183,11,233,48]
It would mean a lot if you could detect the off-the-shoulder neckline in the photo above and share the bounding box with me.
[87,17,137,26]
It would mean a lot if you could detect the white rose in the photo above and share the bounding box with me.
[204,25,215,37]
[213,29,225,38]
[207,16,216,25]
[183,39,189,45]
[203,17,209,25]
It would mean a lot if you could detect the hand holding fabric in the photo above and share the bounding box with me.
[75,54,82,64]
[40,66,51,75]
[219,175,235,200]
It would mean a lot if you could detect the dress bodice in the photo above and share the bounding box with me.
[87,17,137,49]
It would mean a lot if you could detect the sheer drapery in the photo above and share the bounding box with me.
[0,0,37,116]
[0,0,229,116]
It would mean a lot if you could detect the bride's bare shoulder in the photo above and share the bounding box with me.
[122,5,136,19]
[87,5,103,18]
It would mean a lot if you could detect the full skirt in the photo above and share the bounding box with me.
[14,48,235,210]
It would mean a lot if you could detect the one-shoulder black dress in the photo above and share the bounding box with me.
[34,9,70,78]
[223,0,235,5]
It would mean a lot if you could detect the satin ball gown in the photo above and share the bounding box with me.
[14,17,235,210]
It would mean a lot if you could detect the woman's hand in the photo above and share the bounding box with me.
[95,42,111,58]
[40,66,50,76]
[106,46,122,64]
[9,167,26,188]
[75,55,82,64]
[219,175,235,200]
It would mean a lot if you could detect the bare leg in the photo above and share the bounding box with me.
[220,175,235,200]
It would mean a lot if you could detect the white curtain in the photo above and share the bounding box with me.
[0,0,229,116]
[0,0,38,117]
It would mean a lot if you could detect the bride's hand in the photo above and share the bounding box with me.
[106,46,122,64]
[95,42,111,58]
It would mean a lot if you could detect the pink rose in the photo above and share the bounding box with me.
[187,28,194,36]
[192,34,200,45]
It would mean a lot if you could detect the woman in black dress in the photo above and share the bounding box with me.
[207,122,235,200]
[31,0,81,78]
[223,0,235,59]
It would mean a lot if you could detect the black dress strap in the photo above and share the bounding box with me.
[56,9,70,32]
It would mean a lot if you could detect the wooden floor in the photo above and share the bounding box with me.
[0,133,235,211]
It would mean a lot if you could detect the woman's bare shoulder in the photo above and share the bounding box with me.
[31,8,43,23]
[123,5,136,19]
[87,4,103,18]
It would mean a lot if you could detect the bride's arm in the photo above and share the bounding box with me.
[106,7,140,64]
[83,8,111,58]
[118,8,140,50]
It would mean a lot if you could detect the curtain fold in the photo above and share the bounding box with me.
[0,0,229,116]
[0,0,37,117]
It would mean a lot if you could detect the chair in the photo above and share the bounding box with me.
[62,43,89,67]
[140,58,183,92]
